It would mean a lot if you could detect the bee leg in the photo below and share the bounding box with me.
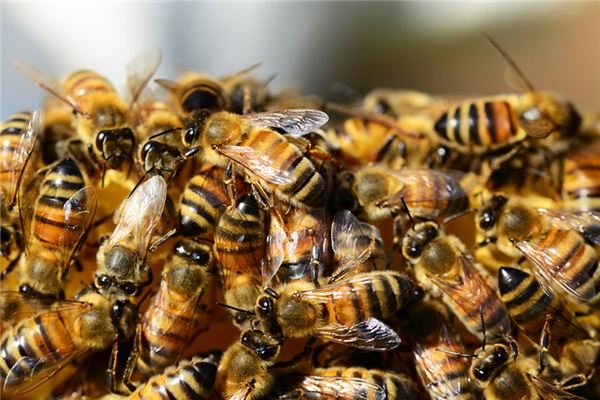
[559,373,590,390]
[250,181,283,225]
[0,255,20,281]
[538,313,553,374]
[224,162,238,206]
[242,84,252,115]
[107,335,128,395]
[243,378,256,400]
[149,228,177,253]
[122,324,143,393]
[71,257,84,272]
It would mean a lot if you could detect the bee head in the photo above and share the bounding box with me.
[241,330,281,361]
[478,195,508,231]
[181,81,226,113]
[471,343,511,384]
[402,222,439,260]
[183,109,211,147]
[96,127,135,168]
[140,140,180,174]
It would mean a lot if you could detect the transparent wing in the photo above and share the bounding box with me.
[0,292,89,322]
[107,175,167,256]
[538,208,600,245]
[528,374,588,400]
[317,318,401,351]
[383,168,467,207]
[13,60,88,117]
[125,48,162,106]
[280,375,385,400]
[1,110,40,206]
[55,186,98,272]
[3,348,90,395]
[330,210,383,278]
[516,235,596,302]
[218,145,295,185]
[263,214,286,286]
[430,255,512,338]
[240,109,329,136]
[219,62,262,82]
[18,166,47,255]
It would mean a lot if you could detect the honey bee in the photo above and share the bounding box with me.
[14,49,162,175]
[155,71,228,115]
[432,36,581,155]
[478,195,600,306]
[220,63,271,114]
[103,352,220,400]
[0,110,40,266]
[361,88,441,117]
[17,157,97,298]
[562,137,600,211]
[178,164,247,240]
[254,270,420,350]
[339,165,469,231]
[95,175,167,298]
[264,204,328,286]
[214,194,265,329]
[130,239,214,376]
[0,289,136,395]
[182,109,329,208]
[214,330,283,400]
[404,301,477,400]
[402,221,512,341]
[276,367,421,400]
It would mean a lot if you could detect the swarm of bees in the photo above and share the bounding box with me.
[1,35,600,400]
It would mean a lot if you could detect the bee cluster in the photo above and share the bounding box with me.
[1,37,600,400]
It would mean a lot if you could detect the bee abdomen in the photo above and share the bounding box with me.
[179,173,228,238]
[63,70,115,97]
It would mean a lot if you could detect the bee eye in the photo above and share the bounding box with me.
[474,367,489,381]
[190,249,210,265]
[258,297,272,312]
[141,141,155,160]
[97,275,112,288]
[257,345,278,360]
[494,347,508,363]
[407,243,422,258]
[425,225,439,241]
[184,123,198,146]
[479,209,496,230]
[96,130,110,151]
[0,227,11,244]
[235,313,248,323]
[121,282,137,296]
[374,99,391,115]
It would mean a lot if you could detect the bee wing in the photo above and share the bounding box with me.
[13,60,89,117]
[1,110,40,207]
[240,109,329,137]
[383,168,467,207]
[279,375,385,400]
[56,186,98,272]
[515,238,596,302]
[218,145,295,185]
[317,318,401,351]
[3,348,90,395]
[330,210,382,278]
[107,175,167,257]
[429,255,512,337]
[538,208,600,245]
[519,118,555,139]
[0,291,89,322]
[18,166,48,256]
[219,62,262,82]
[263,214,286,286]
[125,48,162,106]
[528,374,588,400]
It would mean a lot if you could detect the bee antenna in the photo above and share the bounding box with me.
[479,305,487,351]
[437,348,477,358]
[481,32,536,93]
[264,287,278,299]
[101,162,107,188]
[400,196,415,229]
[128,168,151,199]
[216,302,255,316]
[149,127,182,140]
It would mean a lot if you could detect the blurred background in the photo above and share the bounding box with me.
[1,1,599,118]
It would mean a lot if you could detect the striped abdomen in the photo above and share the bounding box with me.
[414,327,476,400]
[0,111,35,202]
[63,70,116,100]
[31,157,86,248]
[242,128,326,208]
[0,311,77,390]
[179,167,230,239]
[214,194,265,285]
[316,271,417,326]
[529,229,600,304]
[297,367,420,400]
[498,266,587,357]
[562,139,600,211]
[129,355,218,400]
[434,99,522,152]
[178,79,226,114]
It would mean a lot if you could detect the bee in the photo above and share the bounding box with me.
[254,270,420,350]
[0,110,40,266]
[478,195,600,306]
[361,88,449,118]
[14,49,162,174]
[214,194,265,330]
[339,165,469,231]
[276,367,422,400]
[220,63,271,114]
[155,71,228,115]
[432,36,581,155]
[467,337,588,400]
[95,174,167,298]
[214,330,283,400]
[17,157,97,298]
[562,137,600,211]
[130,239,214,376]
[0,289,136,395]
[133,99,185,182]
[103,352,220,400]
[264,203,328,286]
[402,221,512,341]
[182,109,329,208]
[404,301,477,400]
[178,164,246,240]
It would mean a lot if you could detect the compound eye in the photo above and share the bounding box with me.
[190,249,210,265]
[121,282,137,296]
[97,275,112,289]
[0,228,11,244]
[474,367,489,381]
[96,130,111,151]
[235,313,248,324]
[407,243,422,258]
[258,345,278,360]
[141,141,155,160]
[184,123,198,146]
[375,99,391,115]
[494,347,508,363]
[258,297,272,312]
[479,210,496,230]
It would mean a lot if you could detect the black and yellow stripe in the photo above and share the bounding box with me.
[179,79,226,114]
[0,111,34,203]
[563,138,600,211]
